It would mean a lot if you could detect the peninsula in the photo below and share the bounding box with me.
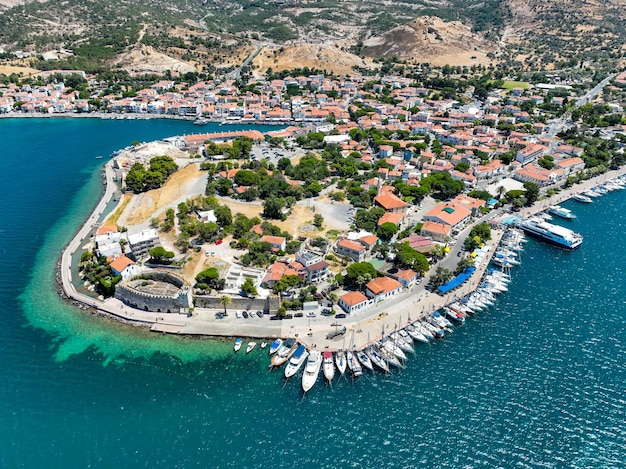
[56,66,626,360]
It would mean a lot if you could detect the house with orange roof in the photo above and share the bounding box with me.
[109,254,138,280]
[516,143,547,165]
[338,291,372,314]
[336,239,367,262]
[386,267,418,287]
[377,212,405,227]
[555,157,585,174]
[262,261,301,287]
[365,276,403,302]
[260,235,286,252]
[420,221,452,241]
[358,235,379,251]
[423,202,472,232]
[251,224,264,236]
[374,193,408,214]
[513,164,563,187]
[450,194,486,216]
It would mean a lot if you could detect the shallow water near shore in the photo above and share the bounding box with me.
[1,118,625,467]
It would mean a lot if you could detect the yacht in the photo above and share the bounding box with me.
[412,322,434,340]
[233,338,242,352]
[246,341,257,354]
[322,351,335,382]
[366,346,390,373]
[382,337,408,360]
[548,205,576,219]
[572,193,593,203]
[284,345,309,378]
[583,189,601,198]
[389,332,415,354]
[302,351,322,393]
[518,218,583,250]
[376,344,404,369]
[270,339,297,367]
[346,351,363,377]
[405,325,430,344]
[356,350,374,372]
[335,350,347,375]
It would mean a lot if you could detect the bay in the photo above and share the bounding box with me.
[0,118,624,468]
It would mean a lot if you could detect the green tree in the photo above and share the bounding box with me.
[394,242,429,272]
[376,222,398,241]
[523,181,540,206]
[313,213,324,228]
[346,262,377,285]
[148,246,175,263]
[262,197,286,220]
[219,295,232,315]
[241,277,258,297]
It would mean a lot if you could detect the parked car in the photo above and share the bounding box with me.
[335,313,346,318]
[256,311,263,318]
[306,312,316,318]
[235,311,242,318]
[294,312,304,318]
[242,311,249,318]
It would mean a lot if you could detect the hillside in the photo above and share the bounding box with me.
[0,0,623,75]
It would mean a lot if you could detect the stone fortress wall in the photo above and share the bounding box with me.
[114,271,192,313]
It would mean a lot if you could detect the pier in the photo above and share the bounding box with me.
[58,156,626,352]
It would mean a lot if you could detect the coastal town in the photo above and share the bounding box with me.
[42,65,626,389]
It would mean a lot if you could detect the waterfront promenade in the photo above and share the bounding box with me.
[58,157,626,351]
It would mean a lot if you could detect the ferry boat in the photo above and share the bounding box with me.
[322,351,335,382]
[302,351,322,393]
[572,193,593,203]
[284,345,308,378]
[548,205,576,219]
[518,219,583,250]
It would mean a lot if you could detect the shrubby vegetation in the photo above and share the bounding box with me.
[125,156,178,193]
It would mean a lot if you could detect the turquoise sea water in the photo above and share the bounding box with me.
[1,118,624,467]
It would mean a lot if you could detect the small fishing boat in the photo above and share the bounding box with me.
[233,338,242,352]
[302,351,322,393]
[322,351,335,382]
[284,345,308,378]
[246,341,257,354]
[260,341,267,350]
[335,350,347,375]
[268,338,282,355]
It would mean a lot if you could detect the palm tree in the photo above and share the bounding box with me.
[497,185,506,200]
[220,295,232,316]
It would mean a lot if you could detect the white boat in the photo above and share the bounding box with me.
[234,338,242,352]
[548,205,576,219]
[356,350,374,371]
[346,351,363,377]
[412,322,434,340]
[382,337,408,360]
[389,332,415,354]
[260,341,267,350]
[270,339,297,367]
[366,346,390,373]
[572,193,593,203]
[284,345,308,378]
[583,189,601,198]
[302,351,322,393]
[518,218,583,249]
[246,341,257,354]
[376,344,404,369]
[268,338,282,355]
[405,325,430,344]
[335,350,347,375]
[322,351,335,382]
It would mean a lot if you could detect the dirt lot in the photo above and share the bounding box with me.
[121,163,207,226]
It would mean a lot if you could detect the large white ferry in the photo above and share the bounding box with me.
[518,219,583,249]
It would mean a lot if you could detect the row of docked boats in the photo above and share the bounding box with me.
[233,338,268,354]
[573,175,626,202]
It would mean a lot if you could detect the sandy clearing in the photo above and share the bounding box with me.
[0,64,40,76]
[122,163,205,226]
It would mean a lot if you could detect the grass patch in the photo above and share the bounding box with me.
[500,81,530,90]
